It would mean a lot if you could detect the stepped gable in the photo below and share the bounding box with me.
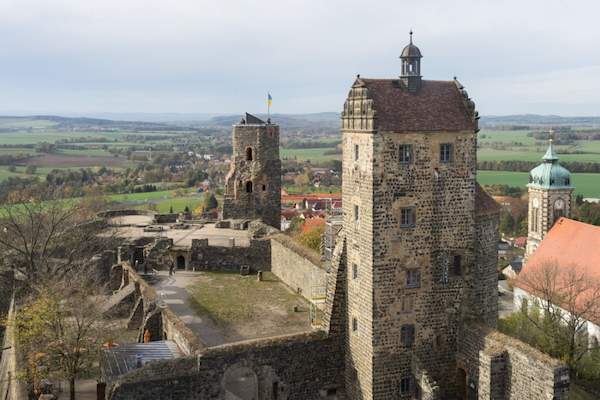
[357,78,476,132]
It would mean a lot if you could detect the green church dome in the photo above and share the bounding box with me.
[528,140,572,189]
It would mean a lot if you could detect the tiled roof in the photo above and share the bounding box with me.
[360,79,476,132]
[516,218,600,322]
[521,218,600,277]
[475,183,501,215]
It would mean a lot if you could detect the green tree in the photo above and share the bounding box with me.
[13,276,119,400]
[499,212,514,235]
[202,192,218,210]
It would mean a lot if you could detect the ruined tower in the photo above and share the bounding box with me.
[525,139,573,257]
[222,113,281,229]
[340,34,498,399]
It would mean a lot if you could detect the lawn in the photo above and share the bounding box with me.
[477,129,600,163]
[154,196,203,213]
[186,271,310,337]
[280,147,340,163]
[477,171,600,197]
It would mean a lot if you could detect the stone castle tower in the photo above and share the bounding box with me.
[525,139,573,257]
[222,113,281,229]
[340,33,499,399]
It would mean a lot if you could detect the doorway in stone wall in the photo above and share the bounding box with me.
[456,367,467,400]
[176,255,186,270]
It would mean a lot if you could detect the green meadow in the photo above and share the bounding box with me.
[477,171,600,198]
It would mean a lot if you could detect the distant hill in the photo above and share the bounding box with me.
[481,114,600,127]
[205,112,340,129]
[0,115,189,131]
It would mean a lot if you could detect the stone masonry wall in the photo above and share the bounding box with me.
[270,234,326,300]
[120,262,204,355]
[222,123,281,228]
[472,211,500,328]
[189,238,271,273]
[108,332,345,400]
[458,324,570,400]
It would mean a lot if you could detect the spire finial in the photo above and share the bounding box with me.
[409,29,413,44]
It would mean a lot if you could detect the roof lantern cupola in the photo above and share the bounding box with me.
[400,30,423,92]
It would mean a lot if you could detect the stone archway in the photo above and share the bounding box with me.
[176,255,186,270]
[223,364,258,400]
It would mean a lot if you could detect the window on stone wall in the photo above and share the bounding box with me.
[262,184,267,191]
[352,263,358,279]
[440,143,453,163]
[451,255,462,276]
[354,144,359,161]
[406,269,420,288]
[401,294,415,313]
[354,205,360,224]
[532,207,539,233]
[399,144,412,164]
[352,317,358,332]
[246,181,253,193]
[400,208,415,228]
[401,324,415,347]
[246,147,253,161]
[400,376,412,394]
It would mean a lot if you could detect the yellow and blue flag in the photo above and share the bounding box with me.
[267,93,272,107]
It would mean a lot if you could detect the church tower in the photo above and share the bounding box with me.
[222,113,281,229]
[526,139,574,257]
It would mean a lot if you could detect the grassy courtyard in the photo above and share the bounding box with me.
[186,271,312,339]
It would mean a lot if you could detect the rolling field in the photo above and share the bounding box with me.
[281,147,340,163]
[477,171,600,197]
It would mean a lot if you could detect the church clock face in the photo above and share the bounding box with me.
[555,199,565,210]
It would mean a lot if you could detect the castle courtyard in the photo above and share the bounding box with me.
[148,270,313,346]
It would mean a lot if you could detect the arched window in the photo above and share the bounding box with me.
[246,181,253,193]
[246,147,253,161]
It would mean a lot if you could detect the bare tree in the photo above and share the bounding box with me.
[0,189,115,283]
[518,260,600,371]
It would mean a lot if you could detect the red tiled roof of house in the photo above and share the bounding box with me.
[282,193,342,203]
[521,218,600,278]
[513,237,527,248]
[475,183,501,216]
[516,218,600,322]
[360,79,476,132]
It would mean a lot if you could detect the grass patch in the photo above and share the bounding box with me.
[280,147,340,163]
[154,196,203,213]
[186,271,301,326]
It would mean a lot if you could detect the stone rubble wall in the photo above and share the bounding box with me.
[458,323,570,400]
[189,238,271,272]
[222,123,281,229]
[270,234,327,301]
[118,262,205,355]
[0,294,27,400]
[108,331,345,400]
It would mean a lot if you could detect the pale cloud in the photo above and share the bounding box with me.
[0,0,599,115]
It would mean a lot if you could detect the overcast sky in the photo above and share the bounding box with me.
[1,0,599,116]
